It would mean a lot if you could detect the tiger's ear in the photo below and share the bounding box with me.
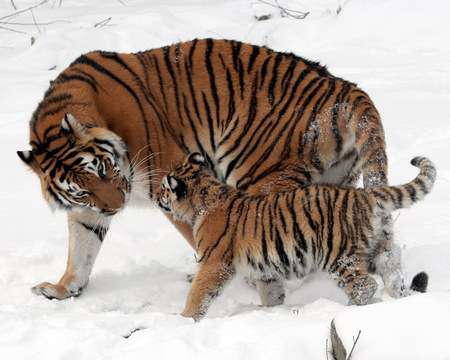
[188,153,206,166]
[61,113,87,140]
[17,150,40,172]
[168,175,187,199]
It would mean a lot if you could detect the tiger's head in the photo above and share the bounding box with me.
[157,153,208,222]
[17,113,130,215]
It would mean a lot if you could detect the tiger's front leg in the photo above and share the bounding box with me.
[182,262,235,321]
[32,208,111,300]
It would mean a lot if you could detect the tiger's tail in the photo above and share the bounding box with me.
[370,156,436,212]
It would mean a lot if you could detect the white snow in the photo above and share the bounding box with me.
[1,0,449,359]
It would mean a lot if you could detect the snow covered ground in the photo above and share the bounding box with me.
[1,0,449,359]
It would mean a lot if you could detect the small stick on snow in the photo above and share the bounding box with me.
[347,330,362,359]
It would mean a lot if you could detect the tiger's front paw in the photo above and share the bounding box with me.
[31,282,83,300]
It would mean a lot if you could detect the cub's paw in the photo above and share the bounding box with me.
[31,282,83,300]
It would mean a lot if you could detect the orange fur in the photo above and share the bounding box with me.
[18,39,395,300]
[159,154,435,320]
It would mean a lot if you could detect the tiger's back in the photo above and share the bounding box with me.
[29,39,387,197]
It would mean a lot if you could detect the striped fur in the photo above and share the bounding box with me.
[158,154,436,321]
[18,39,395,300]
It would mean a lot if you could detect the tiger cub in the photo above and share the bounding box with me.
[158,153,436,321]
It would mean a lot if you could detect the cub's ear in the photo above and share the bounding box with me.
[188,152,206,166]
[17,150,40,172]
[168,175,187,199]
[61,113,87,139]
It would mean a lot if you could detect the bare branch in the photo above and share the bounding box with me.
[0,24,26,34]
[255,0,309,20]
[0,0,71,34]
[347,330,362,360]
[30,8,41,33]
[94,17,112,28]
[0,0,49,22]
[0,20,70,26]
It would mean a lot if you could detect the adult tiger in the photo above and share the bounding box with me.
[17,38,421,303]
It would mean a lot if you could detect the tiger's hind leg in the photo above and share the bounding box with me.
[254,277,285,307]
[346,275,378,306]
[371,240,412,298]
[369,210,428,298]
[32,209,111,300]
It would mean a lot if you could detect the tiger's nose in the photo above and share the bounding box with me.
[101,208,118,216]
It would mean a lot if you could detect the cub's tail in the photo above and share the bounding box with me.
[370,156,436,212]
[370,157,436,294]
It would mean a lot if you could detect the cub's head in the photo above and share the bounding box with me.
[17,113,130,215]
[157,153,207,221]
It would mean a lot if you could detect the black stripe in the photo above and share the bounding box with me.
[55,73,99,93]
[163,45,183,124]
[47,185,69,208]
[230,40,242,73]
[404,184,417,202]
[275,226,290,272]
[205,39,221,126]
[288,191,308,253]
[223,67,236,131]
[78,221,108,242]
[322,188,336,269]
[247,45,260,74]
[260,200,270,265]
[267,54,283,105]
[259,56,271,90]
[202,92,216,153]
[184,54,203,126]
[182,93,207,158]
[188,38,198,71]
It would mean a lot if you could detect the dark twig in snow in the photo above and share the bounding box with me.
[0,20,70,26]
[0,0,68,35]
[0,0,49,22]
[255,0,310,19]
[30,8,41,33]
[94,17,113,27]
[347,330,361,359]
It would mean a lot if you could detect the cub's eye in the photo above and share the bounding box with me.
[73,190,89,198]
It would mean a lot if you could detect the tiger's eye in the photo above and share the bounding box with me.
[74,190,89,198]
